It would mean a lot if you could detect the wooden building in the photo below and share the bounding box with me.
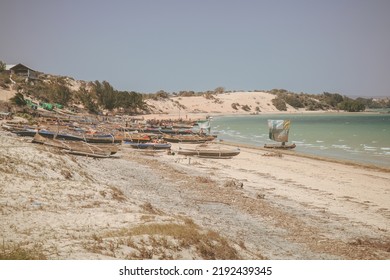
[5,63,38,79]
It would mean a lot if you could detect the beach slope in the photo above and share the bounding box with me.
[1,130,389,259]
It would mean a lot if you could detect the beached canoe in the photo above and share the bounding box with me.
[177,147,240,159]
[15,129,85,141]
[32,133,118,158]
[13,127,121,144]
[123,141,171,150]
[82,134,122,144]
[162,133,216,144]
[122,133,152,143]
[264,143,296,149]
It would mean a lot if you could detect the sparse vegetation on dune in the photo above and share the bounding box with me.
[0,241,47,260]
[1,59,389,116]
[267,88,386,112]
[85,218,242,260]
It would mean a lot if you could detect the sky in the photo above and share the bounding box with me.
[1,0,390,97]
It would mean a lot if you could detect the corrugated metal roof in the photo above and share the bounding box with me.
[5,63,35,71]
[5,64,16,70]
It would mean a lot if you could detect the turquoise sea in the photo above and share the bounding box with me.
[210,113,390,167]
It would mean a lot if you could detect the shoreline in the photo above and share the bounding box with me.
[206,112,390,169]
[142,109,388,121]
[217,140,390,173]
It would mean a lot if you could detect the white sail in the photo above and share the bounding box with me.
[268,119,291,143]
[197,119,211,134]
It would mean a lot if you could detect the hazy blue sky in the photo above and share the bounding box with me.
[1,0,389,96]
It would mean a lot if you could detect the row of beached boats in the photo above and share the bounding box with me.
[1,118,242,159]
[2,116,296,159]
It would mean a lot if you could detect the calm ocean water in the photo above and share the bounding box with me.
[210,113,390,167]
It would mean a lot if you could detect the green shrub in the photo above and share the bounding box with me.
[231,103,240,110]
[272,98,287,111]
[338,100,365,112]
[241,104,251,111]
[9,92,27,107]
[284,95,304,108]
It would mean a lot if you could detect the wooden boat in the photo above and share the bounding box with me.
[123,141,171,150]
[32,133,118,158]
[264,143,296,149]
[171,123,194,129]
[162,133,216,144]
[15,129,85,141]
[1,123,36,132]
[264,119,296,150]
[177,146,240,159]
[13,127,121,144]
[81,133,121,144]
[122,132,152,143]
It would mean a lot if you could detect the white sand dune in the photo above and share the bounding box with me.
[145,91,305,120]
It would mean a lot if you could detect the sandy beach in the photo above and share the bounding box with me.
[0,91,389,259]
[1,124,389,259]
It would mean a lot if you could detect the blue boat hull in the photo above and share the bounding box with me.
[124,141,171,150]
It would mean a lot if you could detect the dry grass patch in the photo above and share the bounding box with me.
[140,215,156,222]
[349,238,390,253]
[0,241,47,260]
[195,176,215,185]
[84,218,241,259]
[61,169,73,179]
[262,151,283,157]
[223,179,243,189]
[141,202,163,215]
[109,186,126,202]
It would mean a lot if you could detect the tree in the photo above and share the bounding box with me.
[322,92,344,107]
[156,90,169,99]
[117,91,145,113]
[0,60,6,72]
[272,97,287,111]
[93,80,117,110]
[76,86,98,113]
[284,94,304,108]
[338,99,365,112]
[52,83,72,106]
[214,87,225,95]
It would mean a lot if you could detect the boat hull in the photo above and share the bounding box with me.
[162,134,216,143]
[124,141,171,150]
[32,134,118,157]
[177,148,240,158]
[264,143,296,149]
